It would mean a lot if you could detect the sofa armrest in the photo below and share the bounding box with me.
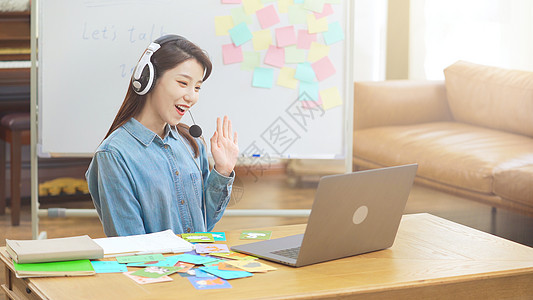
[354,80,453,130]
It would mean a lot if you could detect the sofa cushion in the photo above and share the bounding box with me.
[493,164,533,207]
[353,122,533,194]
[444,61,533,138]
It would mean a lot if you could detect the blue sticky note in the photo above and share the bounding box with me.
[188,276,232,290]
[229,22,253,46]
[252,67,274,88]
[91,261,128,273]
[294,0,304,3]
[199,266,253,280]
[299,81,319,101]
[174,253,219,265]
[323,21,344,45]
[197,232,226,241]
[295,62,316,82]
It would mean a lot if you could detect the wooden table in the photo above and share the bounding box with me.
[2,213,533,299]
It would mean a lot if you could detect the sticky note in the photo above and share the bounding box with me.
[299,81,319,101]
[297,29,317,49]
[288,4,307,24]
[229,22,253,46]
[231,6,253,25]
[301,97,323,109]
[261,0,277,2]
[252,29,272,51]
[294,0,304,3]
[222,44,243,64]
[264,45,285,68]
[285,46,306,63]
[311,56,335,81]
[307,14,328,33]
[295,62,316,82]
[276,25,297,47]
[325,0,340,3]
[243,0,263,14]
[304,0,325,13]
[308,41,330,62]
[278,0,294,13]
[314,3,333,19]
[222,0,242,3]
[323,21,345,45]
[252,67,274,88]
[320,87,343,110]
[241,51,261,70]
[256,5,280,29]
[277,67,298,89]
[214,16,234,36]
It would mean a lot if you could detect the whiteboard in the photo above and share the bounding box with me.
[38,0,352,158]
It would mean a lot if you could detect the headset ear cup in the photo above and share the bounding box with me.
[132,61,156,95]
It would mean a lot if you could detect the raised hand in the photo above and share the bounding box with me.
[210,116,239,177]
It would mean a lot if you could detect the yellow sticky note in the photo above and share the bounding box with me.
[277,67,298,89]
[243,0,264,15]
[214,16,234,36]
[320,87,343,110]
[278,0,294,13]
[252,29,272,51]
[308,42,329,62]
[307,14,328,33]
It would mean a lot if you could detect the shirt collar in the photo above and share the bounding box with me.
[123,118,177,146]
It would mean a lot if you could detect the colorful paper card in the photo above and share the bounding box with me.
[124,271,173,285]
[209,251,258,260]
[222,44,243,65]
[295,62,316,82]
[194,269,216,278]
[173,253,220,265]
[308,41,329,62]
[311,56,336,81]
[314,3,333,19]
[252,67,274,88]
[320,87,342,110]
[276,25,297,47]
[278,0,294,13]
[216,262,247,271]
[131,266,182,278]
[297,29,317,49]
[229,22,253,46]
[299,81,319,101]
[225,260,277,272]
[214,16,235,36]
[304,0,326,13]
[243,0,263,15]
[181,233,214,243]
[14,259,94,273]
[231,6,253,25]
[277,67,298,89]
[188,276,232,290]
[252,29,272,51]
[240,230,272,240]
[264,45,285,68]
[173,261,195,272]
[323,21,344,45]
[241,51,261,70]
[195,244,230,254]
[222,0,242,3]
[285,46,306,64]
[256,5,280,29]
[90,261,126,273]
[197,232,227,241]
[307,14,328,34]
[288,4,307,24]
[126,255,182,267]
[199,266,253,280]
[116,254,165,264]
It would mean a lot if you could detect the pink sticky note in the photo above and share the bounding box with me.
[222,43,243,64]
[301,96,323,109]
[222,0,241,3]
[264,45,285,68]
[256,5,280,29]
[311,56,336,81]
[314,4,333,19]
[297,30,316,49]
[276,26,297,48]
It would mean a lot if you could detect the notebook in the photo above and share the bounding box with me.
[231,164,418,267]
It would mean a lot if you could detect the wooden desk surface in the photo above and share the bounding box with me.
[3,213,533,299]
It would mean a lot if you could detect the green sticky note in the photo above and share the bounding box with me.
[240,230,272,240]
[288,4,307,24]
[304,0,326,13]
[252,67,274,89]
[295,62,316,82]
[299,81,319,101]
[285,46,306,64]
[241,51,261,70]
[14,259,94,272]
[116,254,165,264]
[231,6,253,25]
[229,22,253,46]
[181,233,215,243]
[323,21,344,45]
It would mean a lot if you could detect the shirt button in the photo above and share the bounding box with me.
[187,228,191,233]
[180,200,184,205]
[175,171,179,176]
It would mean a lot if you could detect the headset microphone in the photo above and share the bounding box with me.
[188,110,202,138]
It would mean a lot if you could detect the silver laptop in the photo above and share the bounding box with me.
[231,164,418,267]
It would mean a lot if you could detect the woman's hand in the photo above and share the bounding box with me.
[211,116,239,177]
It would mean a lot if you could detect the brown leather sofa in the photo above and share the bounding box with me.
[353,61,533,215]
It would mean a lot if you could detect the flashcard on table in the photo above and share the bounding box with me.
[181,233,214,243]
[242,0,263,15]
[195,244,230,254]
[240,230,272,240]
[277,67,298,89]
[116,254,165,264]
[197,232,227,241]
[304,0,326,13]
[314,3,333,19]
[252,67,274,88]
[264,46,285,68]
[131,266,181,278]
[179,268,197,277]
[199,266,253,280]
[173,253,220,265]
[225,260,277,272]
[203,259,229,266]
[323,21,345,45]
[311,56,336,81]
[216,262,246,271]
[194,268,217,278]
[188,276,232,290]
[222,44,243,65]
[276,26,297,47]
[297,29,317,49]
[241,51,261,70]
[288,5,307,24]
[307,14,328,34]
[126,255,182,267]
[210,251,258,260]
[320,86,342,110]
[285,46,306,64]
[295,62,316,82]
[124,271,173,285]
[91,261,128,273]
[214,16,234,36]
[231,6,253,25]
[256,5,280,29]
[299,81,320,101]
[308,41,330,62]
[173,261,195,273]
[252,29,272,51]
[229,22,253,46]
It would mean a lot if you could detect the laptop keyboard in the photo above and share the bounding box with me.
[271,246,301,260]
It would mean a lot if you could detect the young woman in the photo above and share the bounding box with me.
[86,35,239,237]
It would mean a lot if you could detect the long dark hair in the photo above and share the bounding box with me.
[103,36,212,157]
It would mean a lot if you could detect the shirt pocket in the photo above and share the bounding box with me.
[190,172,202,200]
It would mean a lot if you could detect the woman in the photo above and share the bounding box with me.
[86,35,239,237]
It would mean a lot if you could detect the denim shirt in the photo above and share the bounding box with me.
[86,118,234,237]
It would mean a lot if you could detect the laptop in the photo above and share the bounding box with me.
[231,164,418,267]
